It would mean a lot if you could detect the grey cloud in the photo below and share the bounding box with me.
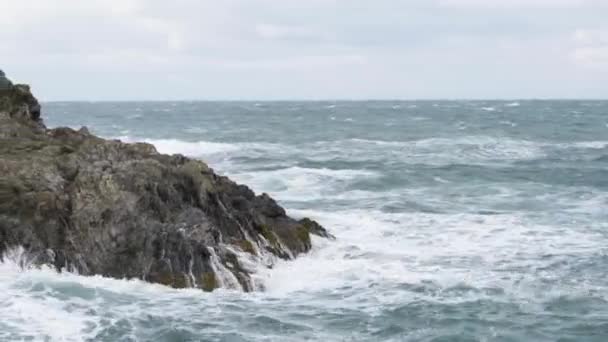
[1,0,607,100]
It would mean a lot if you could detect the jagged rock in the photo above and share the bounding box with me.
[0,69,12,90]
[0,78,332,291]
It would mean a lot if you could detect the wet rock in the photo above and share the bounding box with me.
[0,78,331,291]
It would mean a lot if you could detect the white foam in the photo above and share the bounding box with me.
[229,166,379,201]
[207,247,242,290]
[117,137,286,162]
[499,120,517,127]
[141,138,239,156]
[0,246,254,341]
[266,208,606,299]
[345,136,546,164]
[569,141,608,149]
[505,102,520,107]
[117,136,561,170]
[183,126,207,134]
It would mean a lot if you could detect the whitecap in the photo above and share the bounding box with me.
[499,120,517,127]
[411,116,429,121]
[306,136,547,165]
[505,102,520,107]
[569,141,608,149]
[140,138,240,156]
[183,127,207,134]
[229,166,379,201]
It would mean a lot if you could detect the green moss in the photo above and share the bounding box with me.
[156,271,174,287]
[295,225,311,246]
[172,274,188,289]
[155,271,188,289]
[237,240,257,255]
[259,224,278,246]
[300,218,313,229]
[200,272,217,292]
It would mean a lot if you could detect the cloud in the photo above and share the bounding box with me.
[572,47,608,68]
[255,23,327,42]
[437,0,599,8]
[1,0,608,99]
[571,29,608,69]
[573,29,608,45]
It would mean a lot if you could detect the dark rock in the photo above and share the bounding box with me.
[0,69,12,90]
[0,79,331,291]
[299,217,335,239]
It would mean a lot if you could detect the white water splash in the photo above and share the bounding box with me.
[206,247,242,290]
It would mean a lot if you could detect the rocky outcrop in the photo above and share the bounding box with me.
[0,69,12,90]
[0,77,331,291]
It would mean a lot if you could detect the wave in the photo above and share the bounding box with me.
[119,137,286,159]
[0,247,198,341]
[568,141,608,149]
[118,136,606,172]
[345,136,546,163]
[183,126,207,134]
[504,102,520,107]
[267,208,606,297]
[499,120,517,127]
[229,166,379,201]
[143,138,240,156]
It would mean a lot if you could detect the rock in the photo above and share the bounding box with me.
[0,79,332,291]
[0,69,12,90]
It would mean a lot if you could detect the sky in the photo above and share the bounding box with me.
[1,0,608,100]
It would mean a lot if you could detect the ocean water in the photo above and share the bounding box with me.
[2,100,608,341]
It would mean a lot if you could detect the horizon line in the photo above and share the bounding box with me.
[41,98,608,103]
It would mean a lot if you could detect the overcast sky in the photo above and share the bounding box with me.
[2,0,608,100]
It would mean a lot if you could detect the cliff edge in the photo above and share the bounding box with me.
[0,76,331,291]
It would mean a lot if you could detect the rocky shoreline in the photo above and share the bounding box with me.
[0,75,332,291]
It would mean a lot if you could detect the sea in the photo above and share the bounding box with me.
[1,100,607,341]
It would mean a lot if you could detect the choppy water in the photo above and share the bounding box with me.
[3,101,608,341]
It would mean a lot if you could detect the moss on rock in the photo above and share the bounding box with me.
[295,225,311,247]
[259,224,279,246]
[237,239,257,255]
[200,272,217,292]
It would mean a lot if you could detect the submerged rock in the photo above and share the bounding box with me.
[0,77,332,291]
